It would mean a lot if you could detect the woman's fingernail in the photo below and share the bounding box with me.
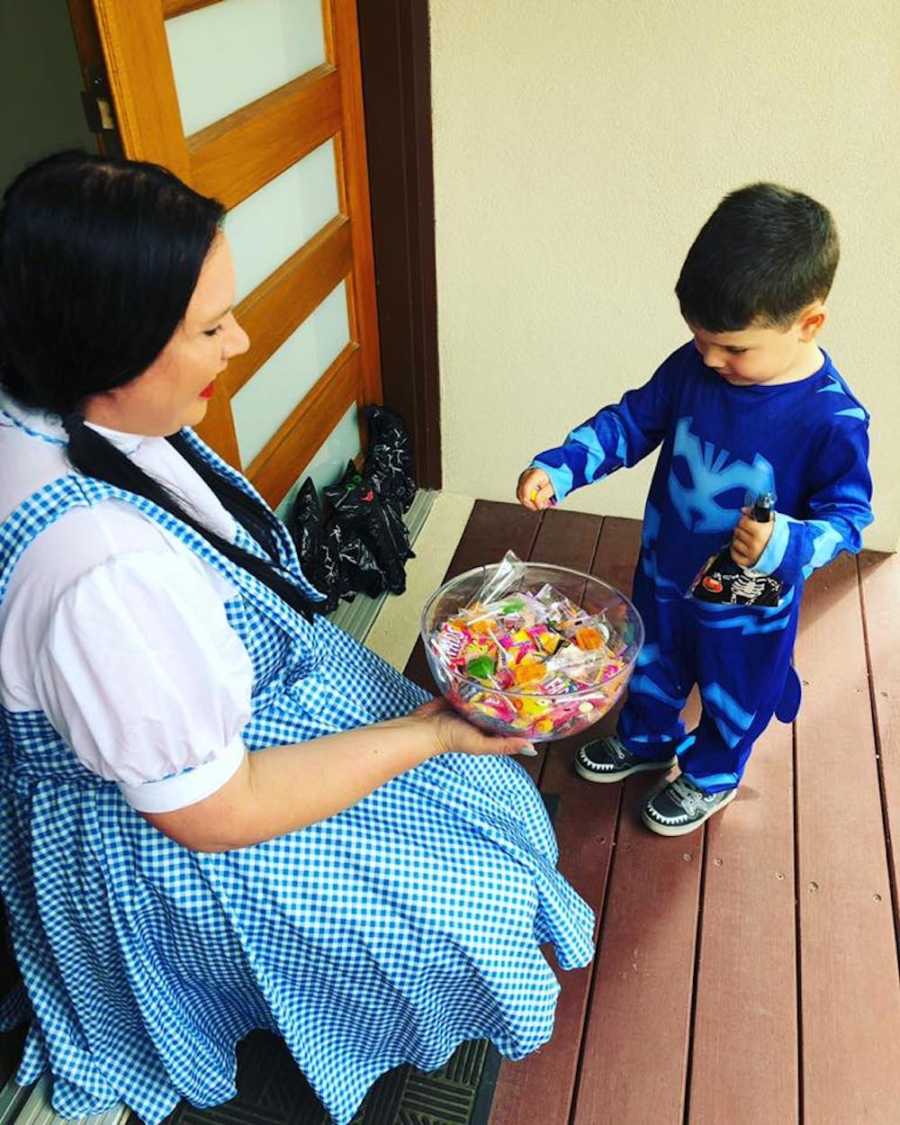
[518,743,538,757]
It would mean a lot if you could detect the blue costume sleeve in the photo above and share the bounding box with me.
[752,418,873,586]
[531,364,674,502]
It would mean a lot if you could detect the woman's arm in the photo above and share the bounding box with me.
[32,552,532,852]
[144,702,533,852]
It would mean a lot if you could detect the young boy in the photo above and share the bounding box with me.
[517,183,873,836]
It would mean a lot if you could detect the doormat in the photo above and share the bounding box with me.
[154,795,559,1125]
[157,1030,501,1125]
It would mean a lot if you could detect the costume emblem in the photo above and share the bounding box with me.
[668,417,775,534]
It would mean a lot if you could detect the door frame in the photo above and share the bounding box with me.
[356,0,441,490]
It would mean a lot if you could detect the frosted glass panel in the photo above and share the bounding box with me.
[227,141,339,303]
[233,282,350,465]
[305,405,362,495]
[166,0,326,135]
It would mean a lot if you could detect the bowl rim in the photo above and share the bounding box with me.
[419,561,645,701]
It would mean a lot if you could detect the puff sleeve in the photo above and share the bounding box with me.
[34,550,253,813]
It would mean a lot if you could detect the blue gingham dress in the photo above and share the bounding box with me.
[0,430,595,1124]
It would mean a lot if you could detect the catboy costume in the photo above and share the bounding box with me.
[533,343,872,792]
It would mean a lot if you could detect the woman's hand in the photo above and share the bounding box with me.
[407,698,537,758]
[516,467,556,511]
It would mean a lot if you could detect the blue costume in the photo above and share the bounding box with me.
[533,343,873,792]
[0,425,595,1125]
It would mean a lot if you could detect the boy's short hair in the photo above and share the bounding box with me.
[675,182,839,332]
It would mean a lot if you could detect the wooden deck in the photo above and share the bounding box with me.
[403,501,900,1125]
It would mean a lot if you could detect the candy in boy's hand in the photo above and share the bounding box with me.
[517,467,556,511]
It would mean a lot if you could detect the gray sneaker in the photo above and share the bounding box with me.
[575,736,677,784]
[642,775,737,836]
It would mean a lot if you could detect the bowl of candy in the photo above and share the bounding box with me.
[421,552,644,742]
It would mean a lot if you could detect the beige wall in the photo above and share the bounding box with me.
[430,0,900,551]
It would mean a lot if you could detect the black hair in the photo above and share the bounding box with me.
[675,182,839,333]
[0,150,318,620]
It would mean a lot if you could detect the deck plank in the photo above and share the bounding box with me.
[687,716,799,1123]
[573,778,702,1124]
[489,507,612,1125]
[572,518,704,1125]
[403,501,900,1125]
[859,549,900,935]
[795,555,900,1124]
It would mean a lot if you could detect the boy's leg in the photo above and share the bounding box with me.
[577,575,693,782]
[642,597,800,834]
[616,640,690,758]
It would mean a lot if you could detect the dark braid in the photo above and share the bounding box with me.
[63,415,319,622]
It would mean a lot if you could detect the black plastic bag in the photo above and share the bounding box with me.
[378,495,415,575]
[324,461,412,596]
[288,476,386,606]
[361,404,416,571]
[328,516,385,600]
[362,405,416,513]
[288,408,418,607]
[287,478,341,613]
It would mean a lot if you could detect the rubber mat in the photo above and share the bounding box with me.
[158,1030,501,1125]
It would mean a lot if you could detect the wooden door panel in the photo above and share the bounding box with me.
[163,0,221,17]
[224,216,353,397]
[330,0,380,405]
[247,343,362,504]
[188,66,342,208]
[89,2,190,176]
[77,0,381,504]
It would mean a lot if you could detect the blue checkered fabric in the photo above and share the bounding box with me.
[0,430,595,1125]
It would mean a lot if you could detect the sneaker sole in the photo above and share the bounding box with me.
[574,754,677,784]
[641,785,738,836]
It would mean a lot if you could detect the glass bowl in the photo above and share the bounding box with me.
[420,562,644,742]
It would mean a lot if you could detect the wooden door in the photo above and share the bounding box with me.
[68,0,382,508]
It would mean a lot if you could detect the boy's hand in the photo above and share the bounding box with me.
[730,507,775,568]
[517,467,556,511]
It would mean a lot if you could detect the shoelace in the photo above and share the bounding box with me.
[669,777,705,816]
[609,737,628,762]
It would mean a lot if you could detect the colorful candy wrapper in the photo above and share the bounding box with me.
[472,550,530,607]
[430,552,631,739]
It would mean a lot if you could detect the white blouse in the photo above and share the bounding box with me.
[0,392,254,813]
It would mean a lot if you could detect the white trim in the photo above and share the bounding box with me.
[365,491,475,672]
[117,736,247,813]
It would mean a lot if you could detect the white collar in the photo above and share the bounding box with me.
[0,389,148,455]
